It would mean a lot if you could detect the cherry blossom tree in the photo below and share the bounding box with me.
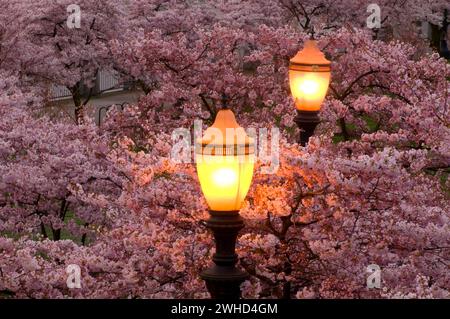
[102,23,450,298]
[0,0,128,123]
[0,73,124,245]
[0,1,449,299]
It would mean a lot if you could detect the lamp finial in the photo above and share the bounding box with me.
[310,26,315,40]
[221,93,229,110]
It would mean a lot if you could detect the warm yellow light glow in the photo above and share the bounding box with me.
[196,109,254,211]
[289,70,331,111]
[196,155,254,211]
[289,40,331,111]
[212,167,237,187]
[299,78,320,95]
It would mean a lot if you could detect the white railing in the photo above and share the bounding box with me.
[98,69,121,92]
[50,69,124,99]
[51,84,71,99]
[421,21,432,39]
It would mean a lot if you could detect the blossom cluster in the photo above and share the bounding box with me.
[0,0,448,299]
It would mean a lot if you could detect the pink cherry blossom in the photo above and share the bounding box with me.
[0,1,449,299]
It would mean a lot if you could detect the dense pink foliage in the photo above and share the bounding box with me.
[0,1,449,299]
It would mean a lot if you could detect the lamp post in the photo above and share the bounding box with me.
[289,39,331,146]
[195,103,255,299]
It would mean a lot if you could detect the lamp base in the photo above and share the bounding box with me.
[201,265,249,299]
[294,110,320,146]
[201,210,249,299]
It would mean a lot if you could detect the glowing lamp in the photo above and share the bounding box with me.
[289,39,331,146]
[196,105,253,298]
[196,109,254,211]
[289,39,331,111]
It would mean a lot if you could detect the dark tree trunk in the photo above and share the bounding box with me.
[430,10,449,59]
[70,82,84,125]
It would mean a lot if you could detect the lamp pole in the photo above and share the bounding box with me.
[294,110,320,146]
[200,210,249,299]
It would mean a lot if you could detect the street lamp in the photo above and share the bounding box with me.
[196,103,254,299]
[289,39,331,146]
